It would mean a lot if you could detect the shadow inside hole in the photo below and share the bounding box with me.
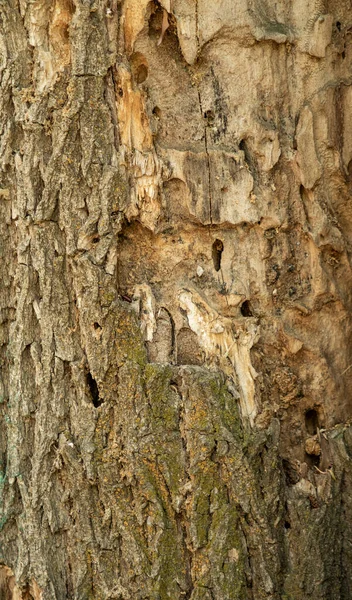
[305,452,320,468]
[239,138,251,163]
[212,239,224,272]
[87,372,103,407]
[305,409,319,435]
[241,300,253,317]
[152,106,162,118]
[131,52,149,84]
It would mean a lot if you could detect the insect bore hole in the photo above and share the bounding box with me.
[152,106,162,118]
[212,239,224,272]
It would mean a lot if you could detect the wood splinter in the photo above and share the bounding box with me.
[158,9,170,46]
[314,465,336,480]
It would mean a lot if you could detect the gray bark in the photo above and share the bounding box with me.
[0,0,352,598]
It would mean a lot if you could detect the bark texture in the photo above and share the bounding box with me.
[1,0,352,598]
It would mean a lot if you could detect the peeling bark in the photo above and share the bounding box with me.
[1,0,352,598]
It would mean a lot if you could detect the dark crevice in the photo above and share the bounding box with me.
[239,138,250,163]
[87,372,103,407]
[299,184,307,200]
[161,306,176,356]
[305,408,319,435]
[239,138,258,182]
[305,452,320,468]
[152,106,162,118]
[241,300,253,317]
[105,67,120,150]
[210,440,218,462]
[169,379,180,393]
[212,239,224,271]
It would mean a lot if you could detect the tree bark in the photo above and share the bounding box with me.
[1,1,352,598]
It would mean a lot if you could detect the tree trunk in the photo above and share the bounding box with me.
[1,1,352,598]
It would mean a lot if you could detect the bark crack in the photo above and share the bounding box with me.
[197,87,213,224]
[195,0,200,52]
[105,67,120,151]
[195,0,213,223]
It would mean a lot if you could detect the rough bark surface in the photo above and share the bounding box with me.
[1,0,352,598]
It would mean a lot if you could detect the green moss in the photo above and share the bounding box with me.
[154,518,186,599]
[90,315,272,598]
[0,515,7,531]
[144,363,177,427]
[208,378,243,441]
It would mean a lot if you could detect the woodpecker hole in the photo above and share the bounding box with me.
[87,372,103,407]
[241,300,253,317]
[305,408,319,435]
[212,239,224,272]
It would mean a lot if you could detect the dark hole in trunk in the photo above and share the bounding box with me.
[305,409,319,435]
[87,372,103,407]
[241,300,253,317]
[305,453,320,468]
[212,239,224,271]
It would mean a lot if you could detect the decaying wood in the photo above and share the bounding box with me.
[1,0,352,598]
